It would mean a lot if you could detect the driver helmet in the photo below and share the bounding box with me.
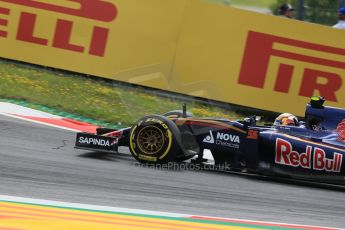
[274,113,298,126]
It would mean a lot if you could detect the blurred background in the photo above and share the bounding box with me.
[209,0,345,25]
[1,0,344,125]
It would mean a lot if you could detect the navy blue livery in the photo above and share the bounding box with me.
[75,97,345,185]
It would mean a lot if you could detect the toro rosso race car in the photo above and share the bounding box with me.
[75,97,345,185]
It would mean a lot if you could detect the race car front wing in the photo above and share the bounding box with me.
[75,132,118,152]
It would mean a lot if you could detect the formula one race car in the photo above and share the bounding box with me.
[75,96,345,185]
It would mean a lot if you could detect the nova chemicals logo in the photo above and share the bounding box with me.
[203,131,240,149]
[203,130,215,144]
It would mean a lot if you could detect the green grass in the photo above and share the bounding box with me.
[0,59,266,127]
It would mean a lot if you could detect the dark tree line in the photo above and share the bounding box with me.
[209,0,344,26]
[270,0,344,25]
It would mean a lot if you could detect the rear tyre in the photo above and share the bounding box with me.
[129,115,181,164]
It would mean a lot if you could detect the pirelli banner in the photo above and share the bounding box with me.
[0,0,344,115]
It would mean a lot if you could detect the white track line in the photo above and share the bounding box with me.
[0,112,80,132]
[0,195,188,218]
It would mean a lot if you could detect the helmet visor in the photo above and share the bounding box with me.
[281,117,295,126]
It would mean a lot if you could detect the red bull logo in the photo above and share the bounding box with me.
[0,0,117,56]
[275,138,343,172]
[238,31,345,102]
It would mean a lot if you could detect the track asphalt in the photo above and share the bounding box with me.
[0,103,344,229]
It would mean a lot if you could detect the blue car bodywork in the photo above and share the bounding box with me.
[75,97,345,185]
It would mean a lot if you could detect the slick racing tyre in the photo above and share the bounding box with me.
[129,115,181,164]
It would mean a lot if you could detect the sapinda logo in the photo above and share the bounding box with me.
[0,0,117,57]
[78,136,110,147]
[238,31,345,102]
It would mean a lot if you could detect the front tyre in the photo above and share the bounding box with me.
[129,115,181,164]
